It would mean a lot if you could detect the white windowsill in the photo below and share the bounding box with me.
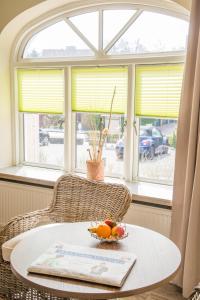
[0,165,172,208]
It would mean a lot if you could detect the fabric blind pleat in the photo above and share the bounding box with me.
[135,64,184,118]
[71,67,128,114]
[18,69,64,114]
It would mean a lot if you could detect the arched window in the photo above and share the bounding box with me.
[22,7,188,59]
[16,4,189,185]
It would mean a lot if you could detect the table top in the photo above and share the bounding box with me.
[11,222,181,299]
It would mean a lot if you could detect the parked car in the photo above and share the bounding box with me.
[115,126,169,160]
[47,129,64,144]
[40,128,85,145]
[39,129,50,146]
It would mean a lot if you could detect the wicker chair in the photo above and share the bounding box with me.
[0,174,132,300]
[188,283,200,300]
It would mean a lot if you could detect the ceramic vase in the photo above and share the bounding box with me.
[86,160,104,181]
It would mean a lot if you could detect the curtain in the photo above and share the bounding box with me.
[171,0,200,298]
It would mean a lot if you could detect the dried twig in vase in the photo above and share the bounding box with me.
[97,86,116,162]
[87,86,116,162]
[107,86,116,131]
[87,148,92,160]
[97,117,104,162]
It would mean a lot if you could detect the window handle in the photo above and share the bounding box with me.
[133,120,138,136]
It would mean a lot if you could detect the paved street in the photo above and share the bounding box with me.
[39,142,175,184]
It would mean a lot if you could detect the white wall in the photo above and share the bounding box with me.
[0,0,191,33]
[0,30,12,167]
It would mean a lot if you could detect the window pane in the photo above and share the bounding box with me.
[109,11,188,55]
[103,10,135,48]
[24,113,64,167]
[23,21,93,58]
[75,112,125,177]
[138,117,177,184]
[70,12,98,48]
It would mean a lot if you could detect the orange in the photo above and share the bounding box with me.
[96,224,111,238]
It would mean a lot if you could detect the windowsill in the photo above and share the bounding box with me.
[0,165,172,208]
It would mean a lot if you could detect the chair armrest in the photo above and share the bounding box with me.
[0,207,51,243]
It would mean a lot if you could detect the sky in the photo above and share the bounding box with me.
[24,9,189,56]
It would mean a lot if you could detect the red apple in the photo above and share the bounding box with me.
[104,219,117,228]
[111,225,125,237]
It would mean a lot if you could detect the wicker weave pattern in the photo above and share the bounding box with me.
[189,283,200,300]
[191,292,200,300]
[0,174,132,299]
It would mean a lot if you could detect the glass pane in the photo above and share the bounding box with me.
[24,113,64,167]
[109,11,189,55]
[103,10,135,48]
[23,21,93,58]
[138,117,177,184]
[75,112,125,177]
[70,12,98,48]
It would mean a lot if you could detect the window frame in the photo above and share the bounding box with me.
[16,4,189,63]
[13,3,188,185]
[16,59,182,184]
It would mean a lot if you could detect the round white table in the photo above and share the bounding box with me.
[11,222,181,299]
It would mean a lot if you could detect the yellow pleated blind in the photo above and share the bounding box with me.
[135,64,184,118]
[18,69,64,114]
[71,67,128,114]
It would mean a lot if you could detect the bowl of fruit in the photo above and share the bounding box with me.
[88,219,128,242]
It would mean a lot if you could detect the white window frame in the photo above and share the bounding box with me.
[12,3,189,184]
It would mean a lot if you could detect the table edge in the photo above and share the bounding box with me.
[10,222,181,299]
[11,262,181,299]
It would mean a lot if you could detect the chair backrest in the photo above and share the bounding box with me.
[49,174,132,222]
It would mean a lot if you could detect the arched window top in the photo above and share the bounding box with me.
[109,11,188,55]
[22,6,189,60]
[23,20,94,59]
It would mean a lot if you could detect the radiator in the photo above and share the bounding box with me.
[0,181,171,237]
[0,181,53,225]
[123,204,171,237]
